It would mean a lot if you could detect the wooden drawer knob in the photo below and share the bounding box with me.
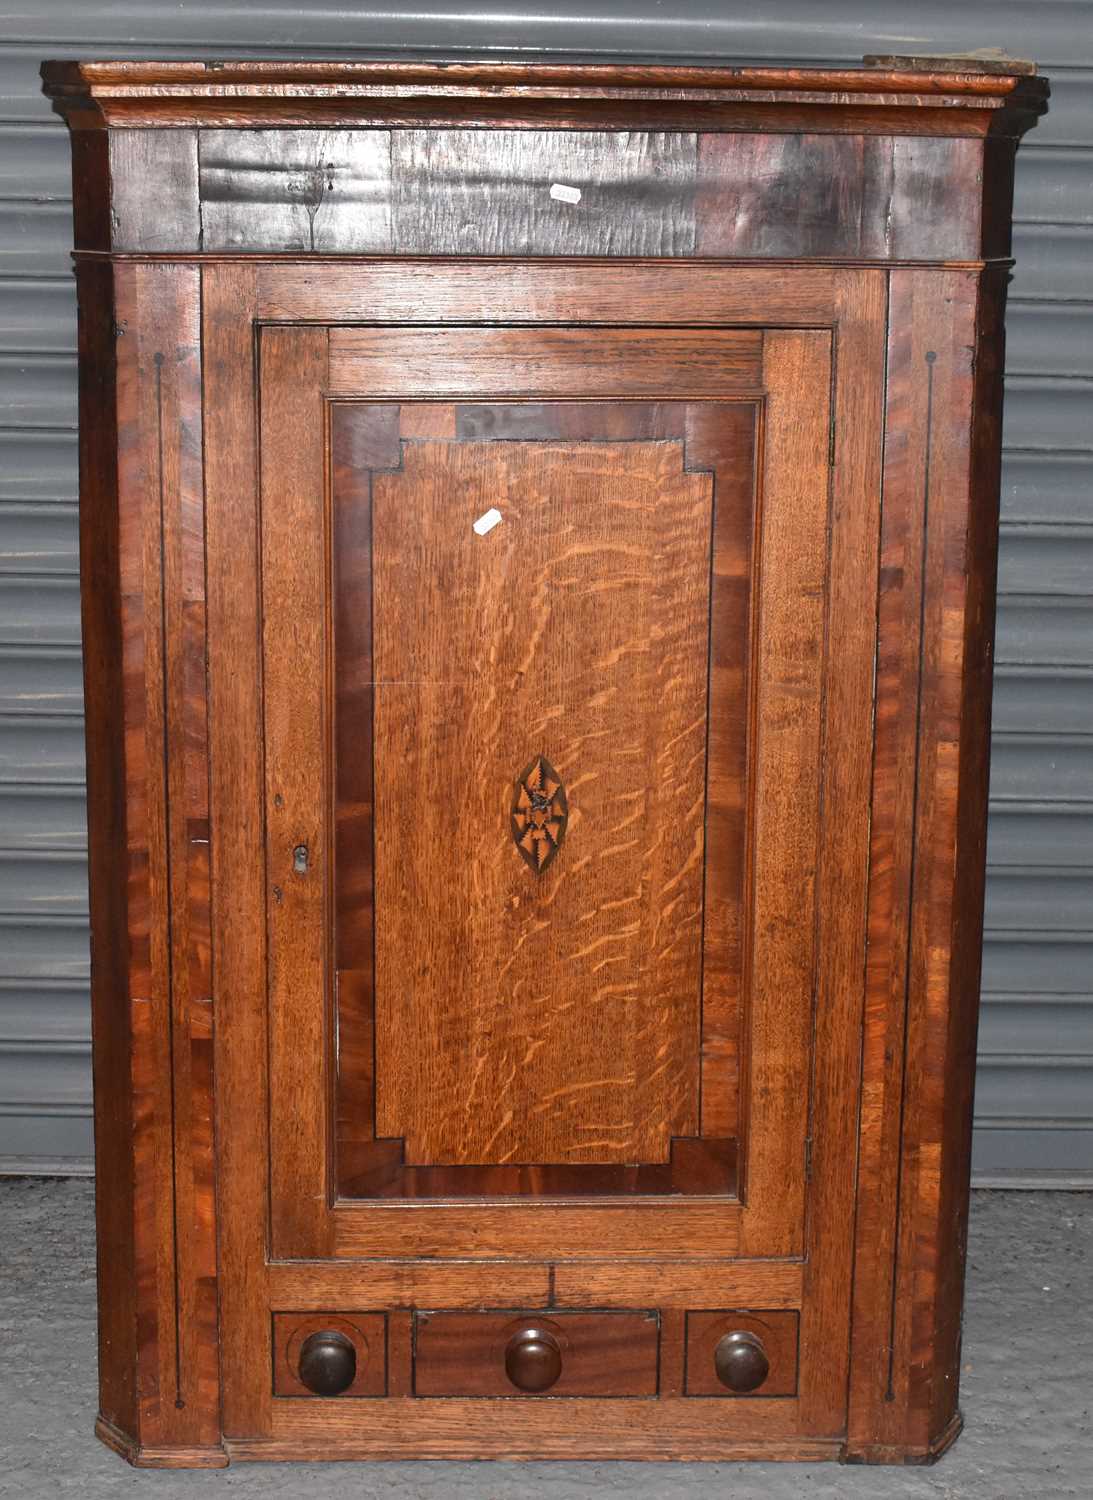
[504,1325,563,1392]
[298,1329,357,1395]
[714,1330,770,1393]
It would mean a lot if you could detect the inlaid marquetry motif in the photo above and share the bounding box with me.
[511,755,568,874]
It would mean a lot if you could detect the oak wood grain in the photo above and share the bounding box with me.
[43,59,1047,140]
[371,435,711,1166]
[259,325,333,1260]
[113,264,178,1449]
[551,1259,803,1309]
[736,329,831,1260]
[328,327,762,398]
[257,262,841,327]
[264,1257,802,1311]
[332,1201,743,1260]
[201,263,271,1443]
[76,256,137,1442]
[145,264,220,1451]
[248,316,773,1266]
[846,268,1005,1461]
[796,270,887,1437]
[85,261,223,1457]
[269,1260,552,1310]
[331,397,752,1196]
[258,1393,828,1459]
[252,298,852,1282]
[848,266,935,1455]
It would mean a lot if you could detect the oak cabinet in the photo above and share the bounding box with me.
[42,55,1047,1467]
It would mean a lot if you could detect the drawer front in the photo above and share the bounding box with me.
[684,1310,799,1397]
[413,1310,660,1397]
[273,1312,388,1398]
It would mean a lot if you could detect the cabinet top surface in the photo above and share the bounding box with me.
[40,57,1048,134]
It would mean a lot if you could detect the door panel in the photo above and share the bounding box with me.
[331,398,758,1200]
[260,322,831,1257]
[372,434,712,1168]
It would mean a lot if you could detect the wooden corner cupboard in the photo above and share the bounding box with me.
[42,55,1048,1468]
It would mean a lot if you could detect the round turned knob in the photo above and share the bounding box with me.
[297,1329,357,1396]
[504,1325,563,1392]
[714,1330,770,1393]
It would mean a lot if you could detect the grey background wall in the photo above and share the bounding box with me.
[0,2,1089,1182]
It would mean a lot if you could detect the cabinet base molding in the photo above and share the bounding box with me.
[843,1411,965,1467]
[97,1412,962,1468]
[222,1432,848,1465]
[94,1417,230,1470]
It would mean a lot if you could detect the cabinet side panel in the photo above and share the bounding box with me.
[69,129,112,251]
[77,259,137,1440]
[849,268,925,1454]
[849,268,997,1462]
[142,263,221,1450]
[100,263,177,1446]
[106,264,224,1456]
[925,269,1007,1440]
[79,261,223,1456]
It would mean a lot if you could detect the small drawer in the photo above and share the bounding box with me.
[685,1309,799,1397]
[413,1310,659,1397]
[273,1312,387,1397]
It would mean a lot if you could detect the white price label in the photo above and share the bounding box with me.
[472,507,503,536]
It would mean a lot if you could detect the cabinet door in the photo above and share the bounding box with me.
[207,263,884,1451]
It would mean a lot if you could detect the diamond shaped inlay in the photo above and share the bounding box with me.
[511,756,568,875]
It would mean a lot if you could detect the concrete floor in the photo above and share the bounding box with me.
[0,1183,1088,1498]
